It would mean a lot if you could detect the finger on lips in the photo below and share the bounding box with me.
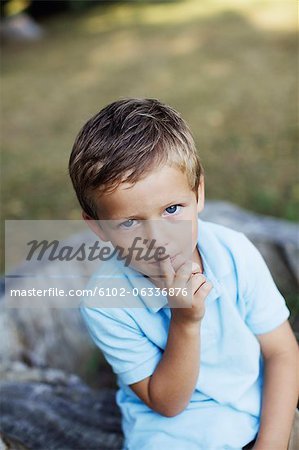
[158,255,175,285]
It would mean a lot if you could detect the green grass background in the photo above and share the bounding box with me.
[2,0,297,222]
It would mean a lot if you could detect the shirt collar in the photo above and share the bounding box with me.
[125,217,232,313]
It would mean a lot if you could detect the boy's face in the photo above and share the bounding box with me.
[83,165,204,279]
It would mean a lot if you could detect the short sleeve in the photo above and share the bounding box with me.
[238,234,290,335]
[80,304,162,385]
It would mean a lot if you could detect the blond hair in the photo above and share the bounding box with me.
[69,98,203,218]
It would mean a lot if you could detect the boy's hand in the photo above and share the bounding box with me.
[158,254,213,326]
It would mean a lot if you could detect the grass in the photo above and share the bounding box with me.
[1,0,298,270]
[1,0,297,223]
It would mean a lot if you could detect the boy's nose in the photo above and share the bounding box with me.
[143,221,169,250]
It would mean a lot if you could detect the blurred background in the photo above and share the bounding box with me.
[2,0,297,220]
[0,0,298,414]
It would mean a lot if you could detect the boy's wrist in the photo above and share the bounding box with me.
[170,315,202,334]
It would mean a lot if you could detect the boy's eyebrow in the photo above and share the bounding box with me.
[110,197,191,221]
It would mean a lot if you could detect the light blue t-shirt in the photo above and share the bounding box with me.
[80,218,290,450]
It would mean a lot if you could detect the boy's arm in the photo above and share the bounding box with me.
[253,321,299,450]
[130,319,201,417]
[130,257,212,417]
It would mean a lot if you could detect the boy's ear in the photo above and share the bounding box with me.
[196,175,205,214]
[82,211,110,242]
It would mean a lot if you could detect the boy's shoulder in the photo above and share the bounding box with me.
[200,218,290,334]
[198,218,264,291]
[198,218,250,265]
[199,218,245,242]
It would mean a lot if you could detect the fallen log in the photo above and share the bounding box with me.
[0,363,123,450]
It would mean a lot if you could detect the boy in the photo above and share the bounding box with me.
[69,98,299,450]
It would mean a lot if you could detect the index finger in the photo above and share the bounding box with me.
[158,254,176,287]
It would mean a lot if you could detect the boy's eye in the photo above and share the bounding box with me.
[119,205,182,228]
[164,205,181,215]
[119,219,136,229]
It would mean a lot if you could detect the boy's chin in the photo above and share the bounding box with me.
[126,261,164,279]
[130,262,162,278]
[130,253,189,278]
